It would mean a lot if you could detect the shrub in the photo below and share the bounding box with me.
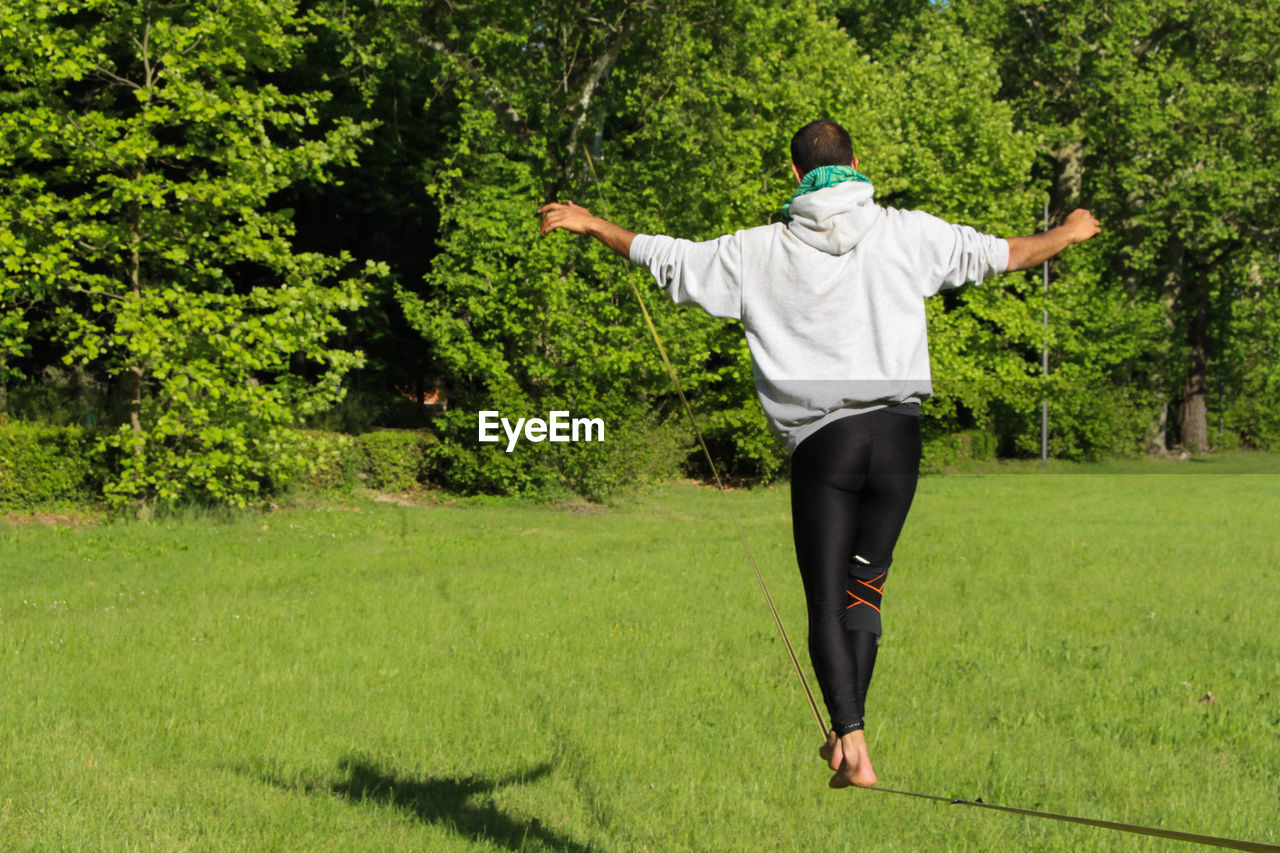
[1207,426,1241,453]
[921,429,997,473]
[0,419,99,507]
[421,409,553,496]
[686,406,786,484]
[0,422,446,507]
[287,431,361,495]
[423,408,689,501]
[554,416,689,502]
[1226,395,1280,451]
[1002,379,1153,462]
[357,430,436,491]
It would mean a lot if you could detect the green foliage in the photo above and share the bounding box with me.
[0,422,441,507]
[287,430,361,494]
[1024,380,1153,462]
[0,0,381,508]
[952,0,1280,451]
[95,281,374,507]
[690,406,787,484]
[0,420,98,507]
[921,428,997,473]
[383,0,1042,493]
[421,410,549,496]
[421,409,687,501]
[1220,258,1280,450]
[1207,426,1241,453]
[356,429,434,491]
[550,414,689,503]
[3,0,1278,502]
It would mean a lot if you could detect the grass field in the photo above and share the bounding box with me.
[2,454,1278,851]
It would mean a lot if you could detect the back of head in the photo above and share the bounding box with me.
[790,120,853,176]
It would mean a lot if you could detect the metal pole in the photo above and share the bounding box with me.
[1041,199,1049,467]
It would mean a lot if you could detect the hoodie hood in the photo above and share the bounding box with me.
[785,181,880,256]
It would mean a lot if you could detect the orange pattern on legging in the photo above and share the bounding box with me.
[846,571,887,613]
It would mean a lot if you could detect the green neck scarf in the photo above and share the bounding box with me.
[781,164,872,222]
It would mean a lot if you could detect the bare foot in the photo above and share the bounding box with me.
[819,730,843,771]
[829,730,877,788]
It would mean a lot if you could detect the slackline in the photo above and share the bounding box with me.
[867,785,1279,851]
[575,156,1277,852]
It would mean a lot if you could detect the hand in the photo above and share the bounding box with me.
[1063,208,1101,244]
[537,200,637,258]
[1005,208,1102,271]
[538,200,598,237]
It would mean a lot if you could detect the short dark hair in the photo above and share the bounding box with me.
[790,120,853,176]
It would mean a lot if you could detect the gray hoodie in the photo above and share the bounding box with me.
[629,181,1009,453]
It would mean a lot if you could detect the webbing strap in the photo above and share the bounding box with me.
[868,785,1280,851]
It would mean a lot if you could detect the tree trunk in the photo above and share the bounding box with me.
[1178,278,1210,452]
[127,231,144,437]
[128,365,143,434]
[1049,139,1086,218]
[1179,377,1208,451]
[1148,397,1168,454]
[129,16,152,442]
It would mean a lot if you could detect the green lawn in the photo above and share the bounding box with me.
[2,459,1277,851]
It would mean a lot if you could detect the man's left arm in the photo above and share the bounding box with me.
[1005,209,1101,271]
[538,201,635,258]
[918,207,1102,296]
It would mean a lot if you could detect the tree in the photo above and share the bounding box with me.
[0,0,383,508]
[361,0,1040,492]
[276,0,456,431]
[821,3,1049,448]
[1220,255,1280,450]
[954,0,1280,452]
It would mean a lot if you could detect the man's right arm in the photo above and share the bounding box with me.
[537,201,635,258]
[539,200,744,320]
[1005,208,1101,271]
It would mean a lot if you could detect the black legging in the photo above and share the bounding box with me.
[790,407,921,736]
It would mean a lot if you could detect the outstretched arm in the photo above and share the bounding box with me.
[538,201,636,259]
[1005,208,1101,271]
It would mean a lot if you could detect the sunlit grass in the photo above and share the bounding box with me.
[1,463,1277,851]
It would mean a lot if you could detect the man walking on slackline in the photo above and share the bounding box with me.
[538,120,1100,789]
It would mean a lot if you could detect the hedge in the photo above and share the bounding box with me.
[920,429,997,473]
[357,429,436,492]
[0,419,99,507]
[1,421,438,507]
[0,418,1038,506]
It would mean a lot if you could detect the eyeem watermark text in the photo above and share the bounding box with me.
[478,410,605,452]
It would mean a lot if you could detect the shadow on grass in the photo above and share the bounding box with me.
[263,756,593,852]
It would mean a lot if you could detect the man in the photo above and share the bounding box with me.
[538,120,1100,788]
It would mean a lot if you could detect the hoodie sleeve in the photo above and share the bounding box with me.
[910,211,1010,297]
[628,233,744,320]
